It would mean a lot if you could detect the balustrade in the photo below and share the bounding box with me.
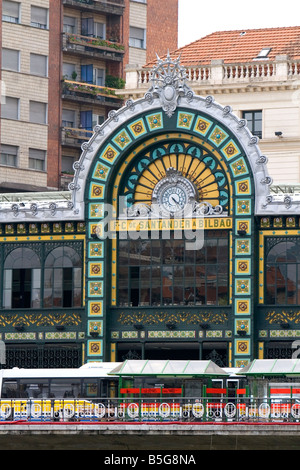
[130,58,300,92]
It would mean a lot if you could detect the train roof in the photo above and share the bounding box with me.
[109,360,229,377]
[237,359,300,376]
[0,362,121,379]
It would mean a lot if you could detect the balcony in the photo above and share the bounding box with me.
[123,56,300,98]
[63,33,125,62]
[61,126,94,148]
[62,79,124,108]
[62,0,125,15]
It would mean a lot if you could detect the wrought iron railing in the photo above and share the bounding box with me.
[1,397,300,423]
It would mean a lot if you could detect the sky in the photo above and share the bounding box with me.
[178,0,300,47]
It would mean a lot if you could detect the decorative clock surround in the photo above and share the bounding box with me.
[152,167,197,215]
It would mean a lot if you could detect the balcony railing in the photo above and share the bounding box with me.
[63,33,125,61]
[62,0,125,14]
[2,397,300,423]
[62,79,124,107]
[125,57,300,93]
[61,126,94,147]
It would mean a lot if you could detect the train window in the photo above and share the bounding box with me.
[50,378,81,398]
[2,380,18,398]
[20,379,49,399]
[184,380,203,397]
[82,379,98,398]
[212,379,223,389]
[108,380,118,398]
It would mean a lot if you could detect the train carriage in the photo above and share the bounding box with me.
[0,362,120,421]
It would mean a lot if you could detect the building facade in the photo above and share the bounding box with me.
[0,53,299,369]
[123,26,300,186]
[0,0,178,193]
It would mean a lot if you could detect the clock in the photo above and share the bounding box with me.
[152,167,197,216]
[161,184,188,213]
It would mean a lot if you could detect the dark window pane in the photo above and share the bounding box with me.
[118,232,229,307]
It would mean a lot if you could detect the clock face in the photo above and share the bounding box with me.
[161,185,187,213]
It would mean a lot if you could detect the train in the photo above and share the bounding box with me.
[0,359,300,422]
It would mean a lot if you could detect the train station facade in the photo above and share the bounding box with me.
[0,54,299,369]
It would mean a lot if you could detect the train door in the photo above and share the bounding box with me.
[227,379,239,398]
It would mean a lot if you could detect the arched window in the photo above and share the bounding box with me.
[44,246,82,308]
[266,240,299,305]
[3,248,41,309]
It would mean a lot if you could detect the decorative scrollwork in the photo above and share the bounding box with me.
[261,177,273,186]
[73,161,84,172]
[127,204,151,217]
[205,95,214,107]
[193,202,223,216]
[126,99,135,111]
[118,310,229,326]
[237,119,247,129]
[249,136,259,146]
[284,196,292,209]
[11,204,19,217]
[222,105,232,116]
[256,155,268,165]
[146,52,194,117]
[108,110,119,122]
[93,124,104,136]
[49,203,57,216]
[81,142,92,152]
[68,182,80,192]
[30,203,38,216]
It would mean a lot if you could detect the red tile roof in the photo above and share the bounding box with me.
[147,26,300,66]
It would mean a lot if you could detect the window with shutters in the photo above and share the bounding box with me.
[63,15,77,34]
[94,22,106,39]
[2,0,20,24]
[2,48,20,72]
[63,63,77,80]
[129,27,146,49]
[30,53,48,77]
[81,64,93,84]
[1,97,19,120]
[31,5,48,29]
[28,149,46,171]
[29,101,47,124]
[62,155,75,174]
[80,110,92,131]
[81,18,106,39]
[0,144,18,167]
[62,109,76,128]
[93,67,105,87]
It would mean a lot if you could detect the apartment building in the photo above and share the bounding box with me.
[0,0,178,193]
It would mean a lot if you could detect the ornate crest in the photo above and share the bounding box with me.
[145,51,194,117]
